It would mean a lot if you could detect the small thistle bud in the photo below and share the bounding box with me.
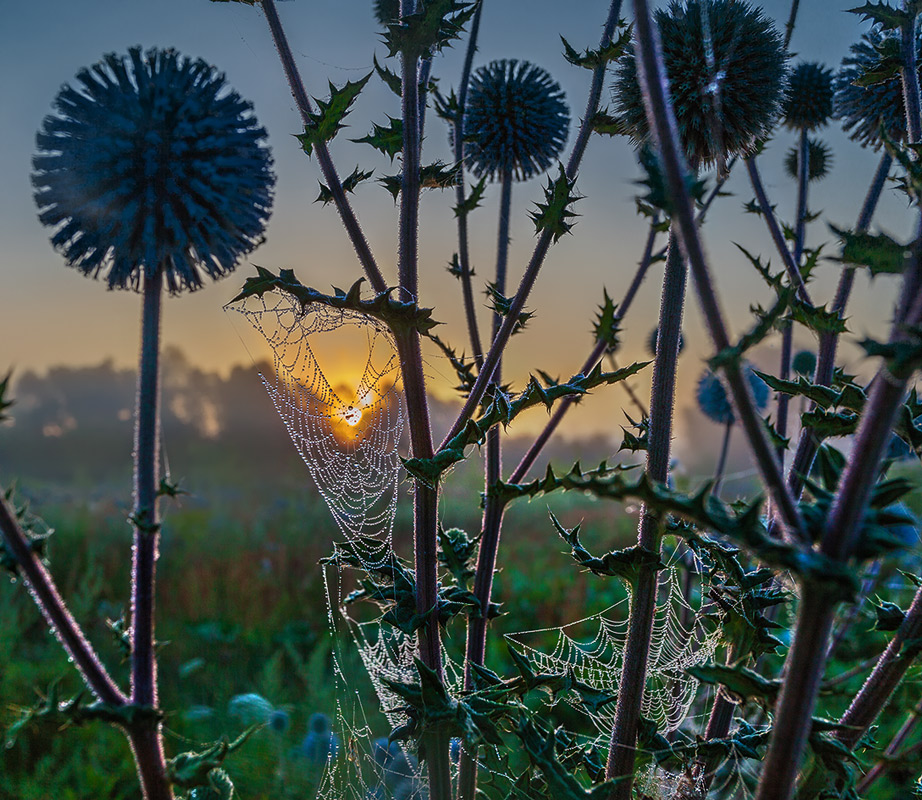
[784,138,833,182]
[792,349,818,377]
[696,365,769,424]
[613,0,787,168]
[32,47,274,294]
[647,327,685,356]
[227,693,273,725]
[835,29,922,150]
[463,60,569,182]
[782,62,835,130]
[300,712,339,764]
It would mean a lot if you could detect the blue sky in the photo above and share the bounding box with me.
[1,0,917,446]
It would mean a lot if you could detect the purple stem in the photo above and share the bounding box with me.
[628,0,804,539]
[439,0,624,449]
[0,495,125,706]
[452,0,486,366]
[857,697,922,792]
[261,0,387,294]
[605,232,687,795]
[129,269,173,800]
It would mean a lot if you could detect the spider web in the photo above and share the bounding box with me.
[506,562,725,737]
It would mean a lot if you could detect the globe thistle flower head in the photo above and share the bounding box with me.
[463,59,569,182]
[300,713,339,764]
[269,709,290,734]
[613,0,786,168]
[784,138,833,182]
[696,364,769,424]
[227,693,273,725]
[835,29,922,149]
[792,349,818,377]
[782,62,835,130]
[33,47,274,294]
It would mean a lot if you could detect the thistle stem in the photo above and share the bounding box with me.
[130,268,172,800]
[605,231,687,796]
[261,0,387,293]
[452,0,486,365]
[440,0,623,448]
[857,698,922,792]
[785,153,891,501]
[775,129,811,466]
[629,0,804,540]
[0,494,125,706]
[712,420,732,496]
[510,217,659,483]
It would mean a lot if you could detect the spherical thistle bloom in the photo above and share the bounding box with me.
[647,326,685,357]
[784,138,833,182]
[613,0,787,168]
[269,709,291,734]
[227,693,273,726]
[835,29,922,150]
[791,349,818,377]
[696,365,769,425]
[463,59,569,182]
[32,46,274,294]
[782,62,835,130]
[300,712,339,765]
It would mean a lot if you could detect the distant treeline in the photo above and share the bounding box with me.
[0,347,618,496]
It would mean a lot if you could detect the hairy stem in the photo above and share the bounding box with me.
[785,153,891,501]
[629,0,804,539]
[440,0,623,448]
[605,232,687,795]
[0,494,125,706]
[712,420,733,496]
[857,698,922,792]
[776,129,811,466]
[458,168,513,800]
[510,217,659,483]
[261,0,387,293]
[130,269,172,800]
[452,0,486,365]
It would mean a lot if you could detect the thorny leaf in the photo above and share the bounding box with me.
[294,74,372,156]
[454,176,487,218]
[530,165,581,242]
[316,166,375,205]
[593,288,620,351]
[352,117,404,161]
[169,729,256,789]
[382,0,476,58]
[560,26,632,70]
[230,268,440,336]
[829,225,915,276]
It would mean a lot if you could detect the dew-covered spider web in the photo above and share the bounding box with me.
[232,287,755,799]
[234,291,403,542]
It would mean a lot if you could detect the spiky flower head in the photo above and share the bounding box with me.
[696,365,769,425]
[784,138,833,182]
[374,0,400,26]
[227,693,273,725]
[33,47,274,294]
[463,59,569,182]
[782,62,834,130]
[792,349,817,377]
[613,0,786,168]
[835,29,922,150]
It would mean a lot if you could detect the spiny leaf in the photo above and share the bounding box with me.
[530,165,581,242]
[847,2,910,29]
[229,268,440,336]
[169,729,256,789]
[485,283,533,334]
[593,289,620,350]
[379,161,461,200]
[373,53,403,96]
[0,370,12,422]
[688,663,781,706]
[829,225,915,276]
[860,327,922,379]
[294,73,372,156]
[560,26,632,70]
[316,166,375,205]
[382,0,476,58]
[352,117,404,161]
[590,109,629,137]
[454,176,487,218]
